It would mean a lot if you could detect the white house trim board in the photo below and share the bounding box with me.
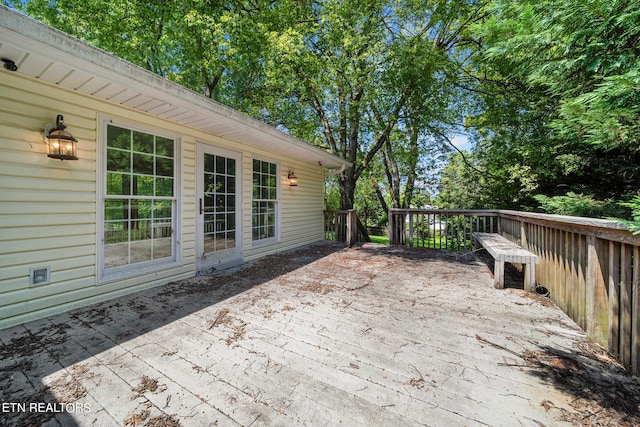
[0,8,348,329]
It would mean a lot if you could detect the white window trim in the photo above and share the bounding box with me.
[251,156,281,248]
[97,116,182,283]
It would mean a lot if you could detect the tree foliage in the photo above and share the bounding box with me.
[16,0,267,105]
[534,192,628,218]
[252,0,487,209]
[10,0,486,211]
[616,196,640,234]
[12,0,637,221]
[439,0,640,215]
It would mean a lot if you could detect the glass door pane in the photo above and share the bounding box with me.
[197,143,242,271]
[203,153,236,254]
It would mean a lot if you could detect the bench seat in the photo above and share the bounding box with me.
[475,232,540,290]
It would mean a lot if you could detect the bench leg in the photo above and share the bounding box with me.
[524,263,536,292]
[494,260,505,289]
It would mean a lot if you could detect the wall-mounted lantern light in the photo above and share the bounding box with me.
[1,58,17,72]
[287,171,298,187]
[45,115,78,160]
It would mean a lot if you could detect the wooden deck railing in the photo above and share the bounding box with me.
[389,208,640,375]
[324,210,371,246]
[389,209,499,250]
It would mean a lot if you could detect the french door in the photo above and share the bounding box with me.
[196,143,242,271]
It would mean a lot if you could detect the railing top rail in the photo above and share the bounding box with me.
[499,210,640,245]
[496,209,628,231]
[389,209,499,216]
[389,208,629,230]
[389,208,640,243]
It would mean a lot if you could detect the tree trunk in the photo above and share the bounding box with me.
[382,138,401,208]
[338,169,357,210]
[401,117,419,208]
[371,173,389,213]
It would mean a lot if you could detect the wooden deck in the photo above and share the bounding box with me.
[1,243,639,426]
[388,208,640,375]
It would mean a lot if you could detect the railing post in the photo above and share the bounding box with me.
[586,235,609,347]
[608,241,620,359]
[408,212,414,247]
[389,209,405,245]
[346,209,357,247]
[520,220,528,250]
[633,246,640,375]
[389,210,395,244]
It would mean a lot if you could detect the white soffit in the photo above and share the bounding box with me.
[0,6,350,170]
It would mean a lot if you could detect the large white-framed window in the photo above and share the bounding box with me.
[99,118,179,280]
[252,158,279,246]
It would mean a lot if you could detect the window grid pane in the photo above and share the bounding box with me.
[104,124,176,270]
[252,160,277,242]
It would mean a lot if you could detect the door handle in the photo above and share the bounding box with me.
[199,198,203,215]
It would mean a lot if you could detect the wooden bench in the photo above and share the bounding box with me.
[475,232,540,291]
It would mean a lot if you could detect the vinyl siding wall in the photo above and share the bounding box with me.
[0,71,327,329]
[243,156,326,262]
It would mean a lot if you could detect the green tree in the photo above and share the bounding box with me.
[15,0,268,104]
[13,0,490,213]
[254,0,489,209]
[534,192,628,218]
[436,151,486,209]
[458,0,640,210]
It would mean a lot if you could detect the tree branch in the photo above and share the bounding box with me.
[425,125,496,179]
[358,86,411,179]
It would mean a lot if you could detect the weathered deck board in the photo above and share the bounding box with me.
[1,243,639,426]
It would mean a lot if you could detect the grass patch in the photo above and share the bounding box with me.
[369,235,390,244]
[370,232,475,250]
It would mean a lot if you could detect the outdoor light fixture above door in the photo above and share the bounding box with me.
[288,171,298,187]
[45,115,78,160]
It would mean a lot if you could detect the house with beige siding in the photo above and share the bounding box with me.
[0,7,349,329]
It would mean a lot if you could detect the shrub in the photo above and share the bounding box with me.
[534,192,629,219]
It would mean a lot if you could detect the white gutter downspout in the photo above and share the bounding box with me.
[323,163,346,178]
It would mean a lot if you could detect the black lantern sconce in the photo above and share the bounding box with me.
[45,115,78,160]
[287,171,299,187]
[2,58,18,72]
